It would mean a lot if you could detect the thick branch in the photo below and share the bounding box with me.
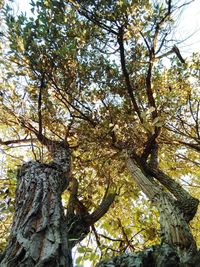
[141,129,160,163]
[141,1,176,163]
[85,193,116,225]
[145,0,174,118]
[0,138,36,146]
[117,27,142,122]
[67,178,78,217]
[172,45,185,64]
[126,156,197,250]
[126,156,160,200]
[17,120,71,171]
[38,73,45,135]
[146,60,157,118]
[149,141,159,169]
[145,166,199,222]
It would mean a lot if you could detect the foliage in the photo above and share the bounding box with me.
[0,0,200,266]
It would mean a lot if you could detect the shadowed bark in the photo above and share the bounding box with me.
[0,144,72,267]
[96,156,200,267]
[96,243,200,267]
[121,156,199,267]
[0,137,116,267]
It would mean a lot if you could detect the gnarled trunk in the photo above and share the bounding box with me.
[0,163,71,267]
[96,243,200,267]
[0,139,116,267]
[95,156,200,267]
[0,142,73,267]
[124,156,199,266]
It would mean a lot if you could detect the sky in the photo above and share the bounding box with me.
[172,0,200,56]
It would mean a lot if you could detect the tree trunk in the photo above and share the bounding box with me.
[123,156,200,266]
[0,139,116,267]
[96,244,200,267]
[0,159,72,267]
[96,157,200,267]
[0,140,75,267]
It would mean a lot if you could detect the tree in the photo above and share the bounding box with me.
[0,0,200,266]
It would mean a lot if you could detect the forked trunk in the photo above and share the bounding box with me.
[0,140,116,267]
[0,140,74,267]
[96,157,200,267]
[125,157,199,266]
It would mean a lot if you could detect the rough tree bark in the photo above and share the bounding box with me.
[0,141,72,267]
[0,134,116,267]
[96,153,200,267]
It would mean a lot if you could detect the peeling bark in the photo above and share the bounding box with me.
[126,156,199,265]
[96,157,200,266]
[158,192,196,251]
[145,166,199,222]
[126,157,160,199]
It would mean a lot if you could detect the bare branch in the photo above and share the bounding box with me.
[177,140,200,153]
[50,79,97,127]
[172,45,185,64]
[155,32,168,55]
[77,5,118,35]
[117,27,142,122]
[98,233,123,242]
[188,96,200,139]
[67,178,79,217]
[0,138,36,146]
[155,48,174,60]
[140,31,151,52]
[117,218,135,250]
[91,225,101,247]
[38,73,45,135]
[85,193,116,225]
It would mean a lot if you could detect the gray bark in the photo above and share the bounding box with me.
[0,141,76,267]
[124,156,199,266]
[0,141,116,267]
[0,158,72,267]
[96,244,200,267]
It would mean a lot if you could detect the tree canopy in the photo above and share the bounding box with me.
[0,0,200,266]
